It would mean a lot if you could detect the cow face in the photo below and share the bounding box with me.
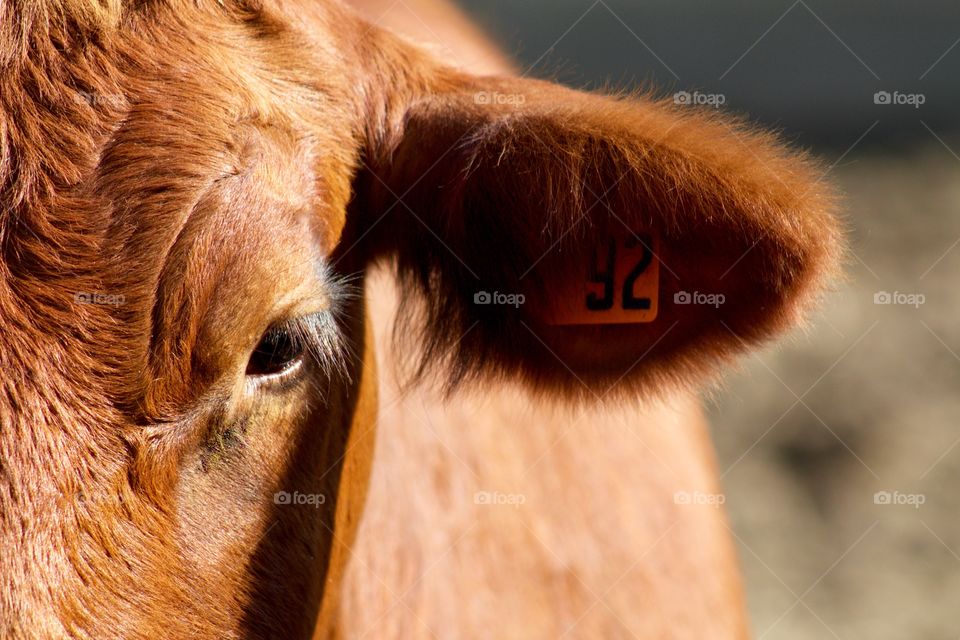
[0,1,841,638]
[1,3,376,636]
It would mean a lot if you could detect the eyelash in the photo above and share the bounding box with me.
[247,311,349,385]
[246,265,357,388]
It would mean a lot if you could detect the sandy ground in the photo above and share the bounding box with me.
[708,143,960,639]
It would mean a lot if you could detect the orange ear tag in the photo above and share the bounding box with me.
[546,231,659,326]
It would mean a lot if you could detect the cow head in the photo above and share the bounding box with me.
[0,0,841,637]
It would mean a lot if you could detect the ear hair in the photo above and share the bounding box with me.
[343,46,844,401]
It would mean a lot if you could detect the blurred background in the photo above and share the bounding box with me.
[442,1,960,638]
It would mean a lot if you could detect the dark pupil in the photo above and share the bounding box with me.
[246,328,304,376]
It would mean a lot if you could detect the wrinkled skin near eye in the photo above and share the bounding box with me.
[174,290,368,638]
[148,122,369,636]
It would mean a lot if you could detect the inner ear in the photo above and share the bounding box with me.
[344,76,842,397]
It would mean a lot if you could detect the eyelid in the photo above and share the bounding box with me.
[249,308,347,386]
[246,356,305,391]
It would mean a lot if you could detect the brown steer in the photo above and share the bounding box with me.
[0,1,842,638]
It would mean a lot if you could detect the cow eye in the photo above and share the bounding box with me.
[246,325,305,377]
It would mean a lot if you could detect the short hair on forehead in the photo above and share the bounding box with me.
[0,0,275,68]
[0,0,121,66]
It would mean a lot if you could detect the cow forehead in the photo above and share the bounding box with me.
[0,7,364,415]
[100,107,348,273]
[101,106,355,410]
[0,0,370,628]
[95,19,361,261]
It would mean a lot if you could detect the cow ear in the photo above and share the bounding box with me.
[341,71,843,398]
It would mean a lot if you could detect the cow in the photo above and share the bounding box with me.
[0,0,842,638]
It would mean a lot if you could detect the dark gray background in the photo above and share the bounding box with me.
[458,0,960,151]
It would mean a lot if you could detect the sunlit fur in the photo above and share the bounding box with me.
[349,75,842,398]
[0,0,843,638]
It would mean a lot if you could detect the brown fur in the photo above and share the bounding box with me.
[0,0,842,638]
